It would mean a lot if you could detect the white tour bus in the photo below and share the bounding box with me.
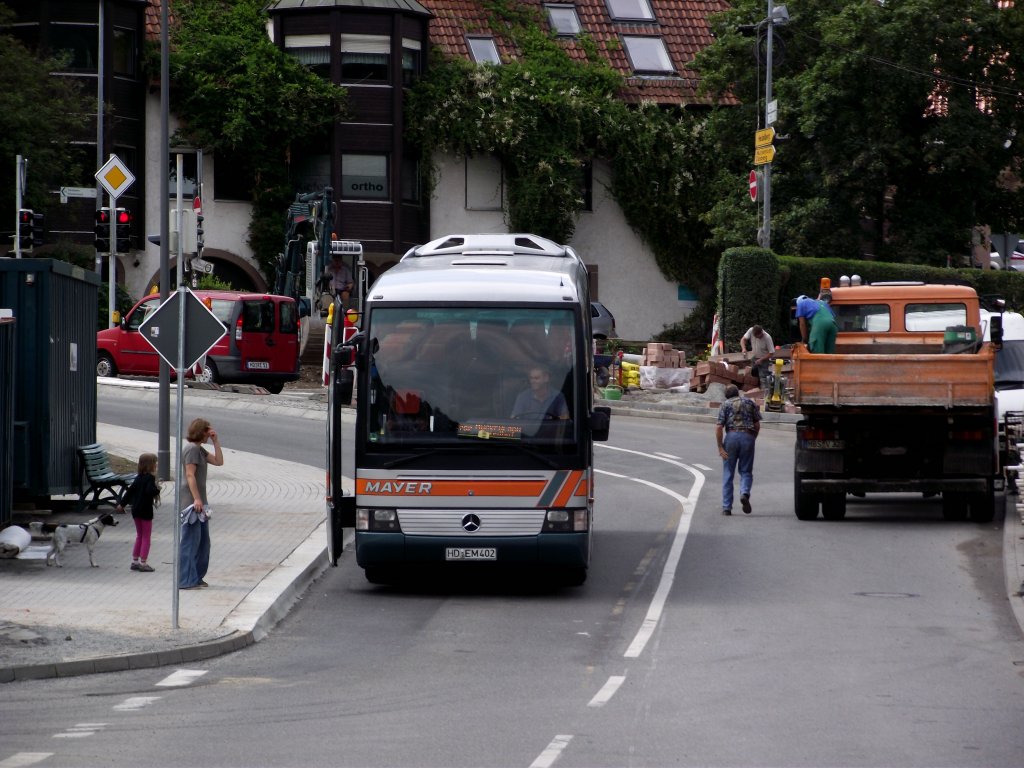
[326,234,611,585]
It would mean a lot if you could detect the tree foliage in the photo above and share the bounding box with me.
[695,0,1024,264]
[166,0,347,278]
[0,7,93,223]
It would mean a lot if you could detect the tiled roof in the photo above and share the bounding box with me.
[425,0,731,106]
[144,0,730,105]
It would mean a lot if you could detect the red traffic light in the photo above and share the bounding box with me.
[95,209,112,224]
[116,209,132,225]
[19,209,32,224]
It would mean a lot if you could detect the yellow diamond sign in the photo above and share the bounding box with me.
[95,155,136,199]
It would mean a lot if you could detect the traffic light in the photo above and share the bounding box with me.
[18,209,33,251]
[115,208,132,253]
[31,211,43,247]
[94,208,111,252]
[195,210,205,258]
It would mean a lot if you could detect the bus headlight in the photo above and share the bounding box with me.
[357,508,400,531]
[545,509,588,532]
[573,509,588,532]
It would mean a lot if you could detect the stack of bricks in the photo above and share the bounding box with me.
[642,342,683,368]
[690,353,760,394]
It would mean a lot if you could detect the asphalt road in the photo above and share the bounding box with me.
[5,402,1024,767]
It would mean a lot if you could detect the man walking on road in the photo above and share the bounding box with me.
[715,384,761,515]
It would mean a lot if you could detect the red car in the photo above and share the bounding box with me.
[96,290,300,393]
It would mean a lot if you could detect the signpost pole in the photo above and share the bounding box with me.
[172,154,186,630]
[108,177,116,329]
[762,0,775,250]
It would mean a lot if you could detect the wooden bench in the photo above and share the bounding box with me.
[76,443,136,513]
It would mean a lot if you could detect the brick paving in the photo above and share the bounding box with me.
[0,420,336,683]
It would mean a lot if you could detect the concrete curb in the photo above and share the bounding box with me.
[0,526,351,684]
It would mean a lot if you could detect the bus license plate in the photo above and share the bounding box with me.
[446,547,497,561]
[246,361,270,370]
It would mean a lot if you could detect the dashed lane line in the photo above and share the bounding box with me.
[113,697,162,711]
[530,735,573,768]
[0,754,53,767]
[587,675,626,708]
[155,669,208,687]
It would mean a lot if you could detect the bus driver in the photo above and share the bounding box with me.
[511,366,569,421]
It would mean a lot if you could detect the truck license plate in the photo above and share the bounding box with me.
[246,361,270,370]
[446,547,497,561]
[805,439,844,449]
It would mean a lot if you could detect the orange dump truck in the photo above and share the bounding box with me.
[791,283,1001,522]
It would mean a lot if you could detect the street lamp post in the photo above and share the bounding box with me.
[759,2,788,250]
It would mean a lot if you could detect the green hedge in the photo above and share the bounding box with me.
[717,249,1024,351]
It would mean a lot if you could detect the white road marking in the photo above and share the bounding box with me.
[693,463,713,471]
[155,669,207,687]
[655,451,680,459]
[597,445,706,659]
[587,675,625,707]
[0,754,53,767]
[53,723,106,739]
[530,735,573,768]
[113,696,161,711]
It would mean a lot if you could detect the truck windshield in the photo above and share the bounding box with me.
[363,307,579,452]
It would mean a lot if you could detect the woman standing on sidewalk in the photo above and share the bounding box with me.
[179,418,224,590]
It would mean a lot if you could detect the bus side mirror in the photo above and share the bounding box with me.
[591,406,611,441]
[334,366,354,405]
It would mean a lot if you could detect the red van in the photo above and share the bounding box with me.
[96,290,300,393]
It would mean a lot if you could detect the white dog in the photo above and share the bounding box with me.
[46,513,119,568]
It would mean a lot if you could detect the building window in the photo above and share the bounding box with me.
[467,37,501,65]
[622,36,674,74]
[50,23,98,72]
[465,155,503,210]
[342,154,388,199]
[580,161,593,212]
[293,154,331,195]
[112,28,136,78]
[285,34,331,80]
[401,155,421,203]
[214,151,252,202]
[402,40,422,86]
[545,5,583,36]
[340,34,390,83]
[606,0,656,21]
[168,154,198,199]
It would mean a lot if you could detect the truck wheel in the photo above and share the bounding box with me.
[821,494,847,520]
[968,484,996,524]
[96,352,117,379]
[941,492,969,521]
[794,474,820,520]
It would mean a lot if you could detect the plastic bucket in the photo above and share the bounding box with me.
[602,386,623,401]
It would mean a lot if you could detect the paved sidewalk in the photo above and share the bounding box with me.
[0,416,345,683]
[2,379,1021,683]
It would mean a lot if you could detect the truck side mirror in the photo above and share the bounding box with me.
[991,314,1003,348]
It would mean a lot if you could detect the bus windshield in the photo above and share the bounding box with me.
[363,307,580,452]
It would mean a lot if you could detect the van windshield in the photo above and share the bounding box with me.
[363,307,580,452]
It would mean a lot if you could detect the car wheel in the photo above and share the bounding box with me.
[821,493,847,520]
[264,382,284,394]
[595,366,610,388]
[96,353,117,379]
[196,359,219,385]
